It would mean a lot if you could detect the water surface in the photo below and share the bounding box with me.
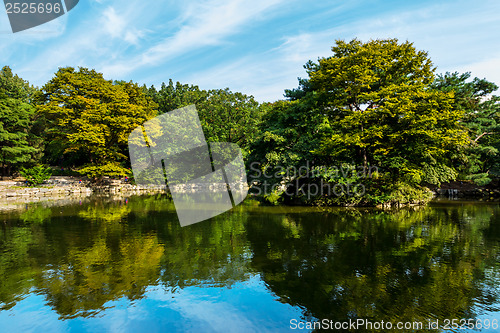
[0,196,499,332]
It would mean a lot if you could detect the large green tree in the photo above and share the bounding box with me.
[197,88,261,149]
[248,39,474,205]
[248,99,323,178]
[0,66,38,177]
[38,67,157,179]
[307,39,468,185]
[432,72,500,185]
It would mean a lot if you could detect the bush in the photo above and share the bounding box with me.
[384,182,434,205]
[78,162,131,181]
[20,165,52,186]
[466,173,492,186]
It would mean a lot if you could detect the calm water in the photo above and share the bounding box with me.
[0,196,500,332]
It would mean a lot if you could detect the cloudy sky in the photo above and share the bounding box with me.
[1,0,499,101]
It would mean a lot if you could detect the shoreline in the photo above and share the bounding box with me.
[0,176,249,211]
[2,176,499,212]
[0,177,168,198]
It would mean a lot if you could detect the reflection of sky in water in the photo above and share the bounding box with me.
[0,275,307,333]
[2,199,500,332]
[472,267,500,333]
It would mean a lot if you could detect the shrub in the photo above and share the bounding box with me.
[20,165,52,186]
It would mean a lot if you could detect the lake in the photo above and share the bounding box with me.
[1,195,499,332]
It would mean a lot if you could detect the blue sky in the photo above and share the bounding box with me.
[1,0,499,102]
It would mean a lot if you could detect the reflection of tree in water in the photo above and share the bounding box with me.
[244,205,500,332]
[157,205,252,289]
[0,198,167,316]
[0,196,253,317]
[0,226,36,310]
[19,206,53,224]
[36,235,164,318]
[2,199,500,323]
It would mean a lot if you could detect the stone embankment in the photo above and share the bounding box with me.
[0,176,166,202]
[0,176,247,204]
[432,180,500,199]
[434,188,500,199]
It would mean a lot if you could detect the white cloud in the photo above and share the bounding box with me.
[177,31,338,101]
[454,56,500,87]
[11,0,157,84]
[9,0,288,89]
[103,7,125,38]
[101,0,286,77]
[177,1,500,101]
[101,6,144,45]
[3,0,500,102]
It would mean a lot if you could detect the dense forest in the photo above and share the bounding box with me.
[1,38,499,206]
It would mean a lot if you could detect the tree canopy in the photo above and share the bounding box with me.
[308,39,468,185]
[37,67,157,179]
[149,80,263,153]
[248,38,481,205]
[0,66,38,177]
[1,37,499,205]
[432,72,500,185]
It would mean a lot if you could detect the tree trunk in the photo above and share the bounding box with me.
[361,123,368,170]
[363,148,368,170]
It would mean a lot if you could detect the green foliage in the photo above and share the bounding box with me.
[246,100,324,205]
[306,38,468,185]
[0,66,39,177]
[20,165,52,186]
[151,79,208,113]
[198,88,262,150]
[1,38,498,204]
[249,100,324,169]
[432,72,500,184]
[382,182,434,205]
[421,162,458,185]
[248,38,473,206]
[37,67,157,180]
[149,80,264,153]
[78,162,130,180]
[263,191,282,205]
[466,173,492,186]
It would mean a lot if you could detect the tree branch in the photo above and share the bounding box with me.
[474,132,493,143]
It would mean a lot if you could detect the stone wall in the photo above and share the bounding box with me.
[0,176,249,207]
[434,188,500,199]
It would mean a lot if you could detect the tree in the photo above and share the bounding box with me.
[152,79,208,114]
[0,66,38,177]
[37,67,157,179]
[432,72,500,185]
[247,39,474,205]
[20,165,52,186]
[306,39,468,185]
[150,80,263,152]
[248,100,322,177]
[197,88,261,150]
